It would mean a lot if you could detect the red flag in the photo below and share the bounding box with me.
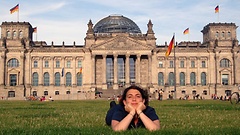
[10,4,19,14]
[33,27,37,33]
[183,28,189,35]
[215,5,219,13]
[165,35,175,57]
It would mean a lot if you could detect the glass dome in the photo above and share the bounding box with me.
[93,15,141,33]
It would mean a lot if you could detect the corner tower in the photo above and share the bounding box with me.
[201,23,238,48]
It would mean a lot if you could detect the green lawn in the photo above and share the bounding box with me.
[0,99,239,135]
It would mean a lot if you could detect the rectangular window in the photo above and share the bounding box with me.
[10,74,17,86]
[222,74,229,85]
[44,91,48,96]
[180,61,184,68]
[45,61,49,68]
[55,91,59,95]
[67,61,71,68]
[8,91,15,97]
[202,61,206,68]
[34,61,38,68]
[169,61,174,68]
[159,61,163,68]
[56,60,60,68]
[191,61,195,68]
[78,60,82,68]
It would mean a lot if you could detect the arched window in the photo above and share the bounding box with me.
[77,74,82,86]
[66,91,71,94]
[215,32,219,38]
[44,91,48,96]
[55,91,59,95]
[180,72,185,86]
[33,91,37,96]
[55,72,60,86]
[32,72,38,86]
[7,31,11,38]
[222,32,225,38]
[66,72,72,86]
[158,72,164,86]
[13,31,17,38]
[168,72,174,86]
[227,32,231,38]
[43,72,50,86]
[19,31,23,38]
[220,58,230,67]
[203,90,207,95]
[190,72,196,86]
[201,72,206,86]
[8,58,19,67]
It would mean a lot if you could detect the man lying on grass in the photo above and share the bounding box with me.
[105,85,160,131]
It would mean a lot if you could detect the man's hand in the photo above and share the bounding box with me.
[136,102,146,114]
[124,103,135,115]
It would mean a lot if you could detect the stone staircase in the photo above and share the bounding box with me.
[96,87,125,99]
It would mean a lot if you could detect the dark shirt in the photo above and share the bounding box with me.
[106,104,159,129]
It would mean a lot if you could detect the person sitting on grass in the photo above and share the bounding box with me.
[105,85,160,131]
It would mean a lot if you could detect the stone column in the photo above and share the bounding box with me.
[136,54,141,84]
[0,55,5,85]
[72,56,76,86]
[50,57,54,86]
[20,55,25,85]
[61,56,65,86]
[102,54,107,89]
[148,54,152,84]
[113,54,118,89]
[125,54,130,86]
[39,56,43,85]
[91,55,96,85]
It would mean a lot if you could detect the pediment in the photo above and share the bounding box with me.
[92,36,152,50]
[8,68,20,73]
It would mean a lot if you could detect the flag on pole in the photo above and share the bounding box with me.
[33,27,37,33]
[215,5,219,13]
[79,67,82,74]
[165,35,175,57]
[183,28,189,35]
[10,4,19,14]
[61,68,64,77]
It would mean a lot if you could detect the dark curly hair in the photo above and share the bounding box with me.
[119,85,149,106]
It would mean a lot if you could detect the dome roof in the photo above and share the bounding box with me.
[93,15,141,33]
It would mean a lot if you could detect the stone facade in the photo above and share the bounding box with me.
[0,16,239,100]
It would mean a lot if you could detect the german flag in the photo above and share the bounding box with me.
[79,67,82,74]
[215,5,219,13]
[10,4,19,14]
[33,27,37,33]
[183,28,189,35]
[165,35,175,57]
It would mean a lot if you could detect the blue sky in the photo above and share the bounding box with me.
[1,0,240,45]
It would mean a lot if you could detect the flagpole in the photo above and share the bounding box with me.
[17,4,19,22]
[173,33,177,99]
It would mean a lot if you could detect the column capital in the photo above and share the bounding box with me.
[113,54,118,58]
[137,54,141,58]
[102,54,107,58]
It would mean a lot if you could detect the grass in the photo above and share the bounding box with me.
[0,99,239,135]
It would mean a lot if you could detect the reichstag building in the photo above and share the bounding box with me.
[0,15,239,100]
